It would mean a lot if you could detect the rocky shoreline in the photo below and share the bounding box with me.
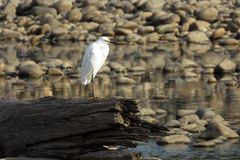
[0,0,240,45]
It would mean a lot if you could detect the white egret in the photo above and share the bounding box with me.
[80,36,111,97]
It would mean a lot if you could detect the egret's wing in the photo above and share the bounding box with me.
[80,44,95,85]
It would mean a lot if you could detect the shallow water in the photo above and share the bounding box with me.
[0,42,239,159]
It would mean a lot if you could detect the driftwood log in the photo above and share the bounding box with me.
[0,97,168,160]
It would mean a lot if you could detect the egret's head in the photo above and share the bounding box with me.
[99,36,110,44]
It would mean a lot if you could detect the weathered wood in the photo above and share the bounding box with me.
[0,97,168,159]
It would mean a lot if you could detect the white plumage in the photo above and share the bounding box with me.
[80,37,110,85]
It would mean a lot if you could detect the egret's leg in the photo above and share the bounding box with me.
[91,73,95,98]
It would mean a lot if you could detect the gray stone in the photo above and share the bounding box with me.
[157,135,191,144]
[196,108,216,120]
[200,120,239,139]
[29,6,57,16]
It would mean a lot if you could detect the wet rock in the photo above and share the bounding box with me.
[122,21,138,30]
[157,135,191,144]
[193,141,216,147]
[215,58,236,73]
[54,0,72,13]
[109,62,125,72]
[196,7,219,22]
[200,120,239,139]
[19,61,44,78]
[187,31,209,44]
[177,110,196,118]
[47,68,63,75]
[212,28,225,39]
[116,76,136,84]
[67,9,82,22]
[156,23,178,34]
[196,108,216,120]
[166,120,181,128]
[140,107,156,115]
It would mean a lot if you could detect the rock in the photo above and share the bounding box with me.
[98,23,115,36]
[189,21,210,32]
[81,22,99,31]
[215,58,236,73]
[54,0,72,13]
[122,21,138,30]
[141,0,166,12]
[98,66,111,74]
[181,123,198,132]
[3,0,20,22]
[0,29,22,40]
[196,108,216,120]
[140,108,156,116]
[115,28,133,36]
[138,26,154,35]
[156,23,178,34]
[116,76,136,84]
[127,66,146,72]
[19,61,44,78]
[196,7,219,22]
[212,28,225,39]
[0,158,58,160]
[29,6,57,16]
[200,120,239,139]
[47,68,63,75]
[178,114,200,124]
[109,62,125,72]
[182,71,198,78]
[181,58,198,68]
[41,59,63,68]
[177,110,196,118]
[146,33,159,43]
[193,141,216,147]
[67,9,82,22]
[157,135,191,144]
[166,120,181,128]
[35,0,55,7]
[187,31,209,44]
[219,38,239,45]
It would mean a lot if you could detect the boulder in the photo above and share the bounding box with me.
[29,6,57,16]
[212,28,225,39]
[200,120,239,139]
[177,110,196,118]
[116,76,136,84]
[138,26,154,35]
[156,23,178,34]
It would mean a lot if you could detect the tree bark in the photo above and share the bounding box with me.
[0,97,168,160]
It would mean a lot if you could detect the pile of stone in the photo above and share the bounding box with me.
[0,0,240,45]
[157,108,239,147]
